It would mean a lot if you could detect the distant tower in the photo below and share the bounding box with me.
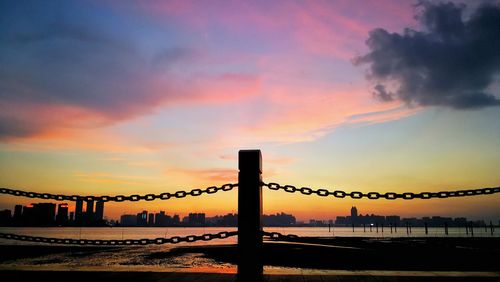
[75,200,83,221]
[351,206,358,218]
[86,200,94,219]
[14,205,23,220]
[95,201,104,221]
[148,213,154,226]
[56,203,69,224]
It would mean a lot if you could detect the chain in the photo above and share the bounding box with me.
[0,183,237,202]
[262,231,299,240]
[262,182,500,200]
[0,231,237,245]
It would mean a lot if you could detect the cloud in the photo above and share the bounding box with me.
[354,2,500,109]
[0,2,171,139]
[0,1,259,141]
[167,168,238,183]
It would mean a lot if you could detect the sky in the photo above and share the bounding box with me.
[1,0,499,222]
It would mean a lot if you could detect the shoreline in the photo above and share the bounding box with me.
[1,237,499,273]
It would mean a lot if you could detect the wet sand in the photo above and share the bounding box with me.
[1,237,500,281]
[179,237,500,271]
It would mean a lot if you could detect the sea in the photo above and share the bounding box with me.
[0,226,498,245]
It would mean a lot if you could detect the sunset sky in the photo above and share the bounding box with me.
[1,0,499,222]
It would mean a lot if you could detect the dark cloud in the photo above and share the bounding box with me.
[354,2,500,109]
[0,1,196,140]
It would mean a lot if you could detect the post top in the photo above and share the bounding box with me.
[238,150,262,173]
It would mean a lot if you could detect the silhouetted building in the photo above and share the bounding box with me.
[206,213,238,226]
[173,214,180,225]
[14,205,22,221]
[263,212,296,227]
[95,201,104,221]
[56,203,68,225]
[351,206,358,217]
[137,211,148,226]
[148,213,154,226]
[69,211,75,222]
[0,209,11,226]
[86,200,94,219]
[187,213,205,226]
[22,205,35,225]
[75,199,83,222]
[22,203,56,226]
[155,211,166,226]
[120,214,137,226]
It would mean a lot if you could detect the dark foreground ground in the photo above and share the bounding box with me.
[169,237,500,271]
[1,270,500,282]
[1,237,500,281]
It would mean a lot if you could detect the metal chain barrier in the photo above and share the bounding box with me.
[262,182,500,200]
[0,183,237,202]
[262,231,299,240]
[0,231,238,245]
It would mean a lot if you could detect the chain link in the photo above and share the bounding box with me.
[0,231,238,245]
[263,182,500,200]
[0,183,237,202]
[262,231,299,240]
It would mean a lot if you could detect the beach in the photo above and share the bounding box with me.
[1,237,499,281]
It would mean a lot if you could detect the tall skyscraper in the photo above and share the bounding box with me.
[137,210,148,226]
[56,203,69,225]
[351,206,358,218]
[148,213,154,226]
[95,201,104,221]
[14,205,23,220]
[32,203,56,225]
[75,199,83,222]
[86,200,94,219]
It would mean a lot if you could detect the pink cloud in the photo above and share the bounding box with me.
[167,167,238,183]
[130,0,415,59]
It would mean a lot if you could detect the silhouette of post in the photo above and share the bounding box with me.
[237,150,263,282]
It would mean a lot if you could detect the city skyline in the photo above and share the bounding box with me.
[1,201,497,227]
